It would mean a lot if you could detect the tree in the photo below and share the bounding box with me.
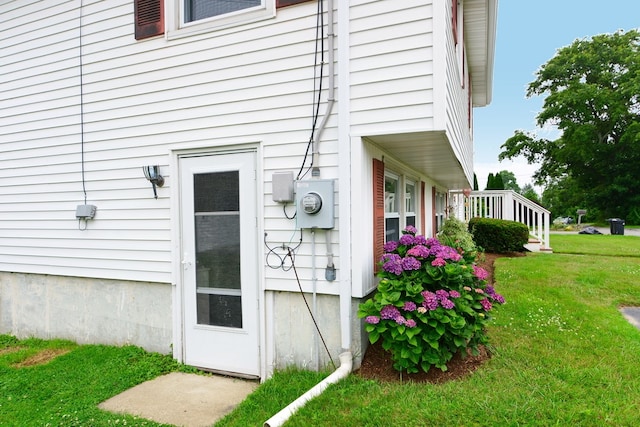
[499,30,640,221]
[493,173,505,190]
[498,170,520,192]
[521,184,541,205]
[485,173,494,190]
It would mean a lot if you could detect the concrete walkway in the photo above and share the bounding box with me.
[99,372,258,427]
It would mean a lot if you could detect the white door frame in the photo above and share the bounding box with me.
[170,144,265,379]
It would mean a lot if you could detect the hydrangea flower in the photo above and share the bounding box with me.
[403,225,418,235]
[473,265,489,281]
[421,291,438,310]
[365,315,380,324]
[401,256,421,271]
[431,258,446,267]
[449,290,461,298]
[399,234,415,246]
[380,305,401,320]
[404,319,417,328]
[407,244,430,258]
[413,235,427,245]
[402,301,417,312]
[383,240,399,252]
[435,289,449,300]
[486,285,505,304]
[440,298,455,309]
[395,315,407,325]
[382,254,403,275]
[480,298,492,311]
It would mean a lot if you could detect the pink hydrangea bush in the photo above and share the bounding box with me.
[358,226,505,373]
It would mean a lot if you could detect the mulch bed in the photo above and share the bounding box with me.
[355,252,522,383]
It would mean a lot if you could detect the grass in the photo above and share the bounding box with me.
[219,234,640,426]
[0,337,194,426]
[2,234,640,426]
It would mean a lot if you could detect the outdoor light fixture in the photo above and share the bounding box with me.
[143,165,164,199]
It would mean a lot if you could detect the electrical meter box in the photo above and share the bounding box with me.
[295,179,335,229]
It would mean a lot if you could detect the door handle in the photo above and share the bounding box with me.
[181,253,192,270]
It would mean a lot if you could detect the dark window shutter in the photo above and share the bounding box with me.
[373,158,385,274]
[277,0,313,8]
[452,0,458,45]
[135,0,164,40]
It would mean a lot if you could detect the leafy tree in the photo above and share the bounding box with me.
[521,184,541,205]
[499,30,640,221]
[498,170,521,193]
[473,173,479,191]
[541,176,589,219]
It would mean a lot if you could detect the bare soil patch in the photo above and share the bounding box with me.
[355,252,521,383]
[12,348,71,368]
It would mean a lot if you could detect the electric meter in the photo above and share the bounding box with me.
[301,192,322,214]
[294,179,335,229]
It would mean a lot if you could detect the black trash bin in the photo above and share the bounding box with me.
[608,218,625,235]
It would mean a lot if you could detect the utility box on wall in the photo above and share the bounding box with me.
[295,179,335,229]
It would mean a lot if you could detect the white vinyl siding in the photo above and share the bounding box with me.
[349,0,435,135]
[443,0,473,185]
[0,0,330,285]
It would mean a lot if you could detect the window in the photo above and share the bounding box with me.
[372,159,423,272]
[184,0,261,23]
[385,173,400,243]
[434,190,446,233]
[405,180,416,229]
[134,0,313,40]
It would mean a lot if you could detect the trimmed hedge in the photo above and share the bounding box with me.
[468,217,529,253]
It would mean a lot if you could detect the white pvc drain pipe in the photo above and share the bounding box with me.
[263,352,352,427]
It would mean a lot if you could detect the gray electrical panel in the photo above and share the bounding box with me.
[75,204,97,220]
[272,171,294,203]
[295,179,335,229]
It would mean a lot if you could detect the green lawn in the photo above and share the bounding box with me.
[2,234,640,426]
[0,337,193,426]
[220,234,640,426]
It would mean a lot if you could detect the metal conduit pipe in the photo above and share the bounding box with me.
[263,351,352,427]
[311,0,335,177]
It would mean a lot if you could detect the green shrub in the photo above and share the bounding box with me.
[468,217,529,253]
[358,226,505,373]
[437,217,477,262]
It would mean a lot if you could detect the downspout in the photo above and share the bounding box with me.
[311,0,336,178]
[263,352,352,427]
[264,2,353,426]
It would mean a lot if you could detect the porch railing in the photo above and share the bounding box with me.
[449,190,551,251]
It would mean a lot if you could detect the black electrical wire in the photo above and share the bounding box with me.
[296,0,325,180]
[287,247,336,370]
[283,203,296,220]
[264,231,302,271]
[79,0,87,205]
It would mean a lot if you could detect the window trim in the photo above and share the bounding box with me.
[167,0,276,39]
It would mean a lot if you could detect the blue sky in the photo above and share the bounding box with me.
[473,0,640,191]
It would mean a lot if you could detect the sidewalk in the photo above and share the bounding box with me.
[99,372,258,427]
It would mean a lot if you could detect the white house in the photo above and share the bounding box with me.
[0,0,497,380]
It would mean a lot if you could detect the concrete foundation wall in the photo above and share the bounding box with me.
[271,291,367,372]
[0,272,172,354]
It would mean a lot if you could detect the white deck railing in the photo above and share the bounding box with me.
[449,190,551,251]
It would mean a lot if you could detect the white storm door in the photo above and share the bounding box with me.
[180,151,259,377]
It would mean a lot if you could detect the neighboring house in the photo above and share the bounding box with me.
[0,0,496,380]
